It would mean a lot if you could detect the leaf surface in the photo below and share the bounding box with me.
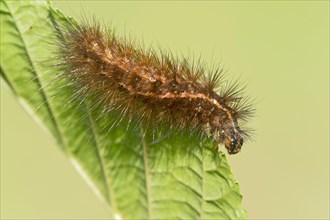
[0,1,247,219]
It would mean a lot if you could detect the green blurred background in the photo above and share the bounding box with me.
[1,1,329,219]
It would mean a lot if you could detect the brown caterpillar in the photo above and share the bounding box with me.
[55,19,254,155]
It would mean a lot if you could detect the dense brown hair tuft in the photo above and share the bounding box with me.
[55,18,254,155]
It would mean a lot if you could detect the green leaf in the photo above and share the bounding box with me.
[0,0,247,219]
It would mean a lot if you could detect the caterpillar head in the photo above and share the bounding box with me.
[205,118,245,155]
[223,126,244,154]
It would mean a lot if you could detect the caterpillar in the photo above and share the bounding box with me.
[55,18,254,155]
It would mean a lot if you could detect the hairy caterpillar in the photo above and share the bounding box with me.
[55,18,254,155]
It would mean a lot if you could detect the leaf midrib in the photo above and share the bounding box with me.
[84,101,117,211]
[51,7,118,215]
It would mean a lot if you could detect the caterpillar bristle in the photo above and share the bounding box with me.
[53,16,255,155]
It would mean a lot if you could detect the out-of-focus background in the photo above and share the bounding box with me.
[1,1,329,219]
